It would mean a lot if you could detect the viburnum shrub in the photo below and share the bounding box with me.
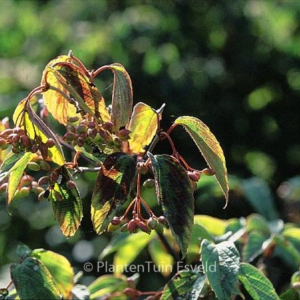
[0,50,228,248]
[2,52,292,300]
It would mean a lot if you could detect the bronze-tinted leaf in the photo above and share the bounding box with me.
[91,152,136,234]
[174,116,229,205]
[42,56,109,125]
[96,64,133,131]
[50,166,83,237]
[148,153,194,258]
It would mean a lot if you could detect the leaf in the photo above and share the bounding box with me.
[0,151,24,181]
[246,214,270,235]
[10,257,61,300]
[238,262,280,300]
[242,231,266,262]
[194,214,228,236]
[97,63,133,130]
[127,102,158,155]
[113,231,153,275]
[42,56,110,125]
[88,274,127,300]
[187,223,214,264]
[13,99,65,166]
[201,239,240,300]
[148,153,194,258]
[242,177,279,220]
[272,234,300,271]
[148,237,174,277]
[279,287,300,300]
[91,152,136,234]
[174,116,229,204]
[50,166,83,237]
[31,249,74,299]
[7,152,35,205]
[160,271,206,300]
[16,244,32,260]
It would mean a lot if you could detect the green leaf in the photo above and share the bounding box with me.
[148,237,174,277]
[50,166,83,237]
[246,214,270,235]
[96,63,133,130]
[279,288,300,300]
[242,231,266,262]
[160,271,206,300]
[113,231,153,275]
[7,152,35,205]
[187,223,214,264]
[282,226,300,251]
[127,102,158,155]
[0,151,24,181]
[31,249,74,299]
[10,257,61,300]
[201,239,240,300]
[174,116,229,204]
[91,152,136,234]
[194,215,228,236]
[238,262,280,300]
[242,177,279,220]
[16,244,32,260]
[88,274,127,300]
[272,234,300,271]
[148,153,194,258]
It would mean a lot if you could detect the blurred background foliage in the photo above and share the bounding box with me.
[1,0,300,293]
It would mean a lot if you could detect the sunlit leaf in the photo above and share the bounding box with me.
[0,151,24,181]
[96,64,133,130]
[161,271,206,300]
[74,145,104,165]
[7,152,35,205]
[148,153,194,258]
[201,239,240,300]
[50,166,83,237]
[13,99,65,166]
[187,223,214,264]
[10,257,61,300]
[194,214,228,236]
[174,116,229,204]
[238,263,280,300]
[91,152,136,234]
[31,249,74,299]
[88,274,127,300]
[148,237,174,277]
[42,56,110,125]
[127,102,158,155]
[113,232,153,275]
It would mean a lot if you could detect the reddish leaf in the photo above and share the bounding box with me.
[174,116,229,205]
[91,152,136,234]
[148,153,194,258]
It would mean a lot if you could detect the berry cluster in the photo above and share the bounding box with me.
[63,117,131,154]
[108,213,168,235]
[0,127,55,159]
